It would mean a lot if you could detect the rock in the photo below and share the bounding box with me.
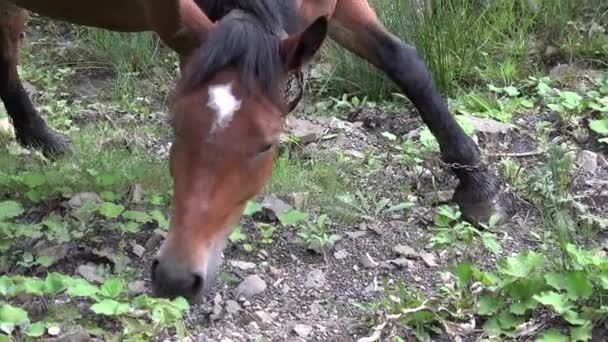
[144,233,163,251]
[131,243,145,258]
[225,300,242,315]
[234,275,267,298]
[304,269,326,289]
[576,150,598,174]
[544,45,558,57]
[262,195,292,220]
[38,325,89,342]
[294,324,313,338]
[128,281,146,295]
[283,118,326,144]
[393,245,419,258]
[344,149,364,159]
[345,230,367,239]
[424,190,454,205]
[0,118,14,136]
[76,264,104,284]
[421,252,438,267]
[23,82,38,103]
[386,258,412,269]
[253,310,273,325]
[468,116,514,135]
[333,249,349,260]
[210,293,223,321]
[360,253,379,268]
[35,244,69,264]
[229,260,256,271]
[286,192,309,210]
[130,183,144,204]
[67,192,102,209]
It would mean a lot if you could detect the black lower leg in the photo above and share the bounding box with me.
[368,29,504,222]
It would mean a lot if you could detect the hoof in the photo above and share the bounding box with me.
[16,124,71,158]
[455,194,513,227]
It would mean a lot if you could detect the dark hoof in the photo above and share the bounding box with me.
[16,125,71,158]
[455,194,513,227]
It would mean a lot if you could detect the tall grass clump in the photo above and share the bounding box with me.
[321,0,604,100]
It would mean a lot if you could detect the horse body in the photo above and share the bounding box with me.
[1,0,509,302]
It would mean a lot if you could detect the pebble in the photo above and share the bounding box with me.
[304,269,326,289]
[229,260,257,271]
[393,245,419,258]
[333,249,349,260]
[234,275,267,297]
[294,324,313,338]
[360,253,379,268]
[421,252,438,267]
[76,263,104,284]
[225,300,242,315]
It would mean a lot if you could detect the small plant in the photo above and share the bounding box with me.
[296,214,340,254]
[429,205,501,257]
[257,223,276,245]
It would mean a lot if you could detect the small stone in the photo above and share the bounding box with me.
[577,150,598,174]
[76,263,104,284]
[468,116,514,135]
[283,117,326,144]
[424,190,454,205]
[128,281,146,295]
[131,243,145,258]
[286,192,309,210]
[294,324,313,338]
[210,293,223,321]
[35,244,69,264]
[234,275,267,297]
[345,231,367,239]
[225,300,242,315]
[344,149,364,159]
[393,245,419,258]
[386,258,412,268]
[360,253,379,268]
[229,260,256,271]
[304,269,326,289]
[130,183,144,203]
[67,192,102,209]
[144,234,163,251]
[421,252,438,267]
[0,118,14,136]
[262,195,292,220]
[333,249,349,260]
[47,326,60,336]
[544,45,558,57]
[253,310,273,325]
[247,321,259,331]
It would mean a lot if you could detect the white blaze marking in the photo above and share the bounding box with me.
[207,83,241,133]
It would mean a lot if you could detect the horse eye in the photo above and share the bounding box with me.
[258,144,273,154]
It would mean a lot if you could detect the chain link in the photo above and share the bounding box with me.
[439,160,488,172]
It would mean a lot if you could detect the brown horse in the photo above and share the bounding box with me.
[2,0,507,302]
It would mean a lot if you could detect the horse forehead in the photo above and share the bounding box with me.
[206,82,242,133]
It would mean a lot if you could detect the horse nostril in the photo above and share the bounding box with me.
[151,259,160,280]
[191,273,203,293]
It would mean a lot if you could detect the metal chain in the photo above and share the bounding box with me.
[439,160,488,172]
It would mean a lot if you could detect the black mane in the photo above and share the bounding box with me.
[183,0,297,100]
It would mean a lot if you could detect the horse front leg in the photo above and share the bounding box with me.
[328,0,509,224]
[0,3,70,157]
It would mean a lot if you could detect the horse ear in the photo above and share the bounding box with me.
[178,0,215,43]
[281,16,328,70]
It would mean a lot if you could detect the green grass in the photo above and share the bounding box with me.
[321,0,608,99]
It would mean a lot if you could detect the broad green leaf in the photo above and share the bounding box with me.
[90,299,129,316]
[481,233,501,255]
[482,316,502,336]
[277,210,309,226]
[0,276,15,296]
[22,172,46,189]
[497,251,544,278]
[570,322,592,342]
[67,279,99,298]
[0,304,29,326]
[98,202,125,219]
[509,298,539,315]
[229,226,247,243]
[477,295,502,315]
[122,210,153,223]
[563,271,593,300]
[505,274,547,300]
[497,311,525,330]
[44,273,66,295]
[22,278,45,296]
[100,278,124,299]
[26,322,46,337]
[589,118,608,135]
[0,200,24,221]
[243,201,262,216]
[537,330,569,342]
[545,272,567,291]
[150,210,169,230]
[562,310,589,326]
[533,291,571,315]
